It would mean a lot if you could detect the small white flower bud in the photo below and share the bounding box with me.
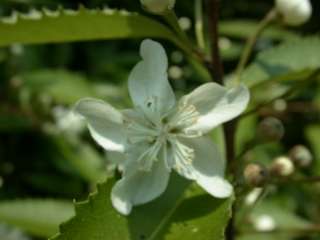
[257,117,284,142]
[270,156,295,177]
[289,145,313,168]
[275,0,312,26]
[254,215,276,231]
[140,0,176,14]
[244,163,268,187]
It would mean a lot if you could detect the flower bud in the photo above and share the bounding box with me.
[275,0,312,26]
[244,164,268,187]
[270,156,295,177]
[257,117,284,142]
[141,0,176,14]
[289,145,313,168]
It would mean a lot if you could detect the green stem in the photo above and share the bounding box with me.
[234,9,277,84]
[164,9,208,76]
[163,10,193,48]
[195,0,205,50]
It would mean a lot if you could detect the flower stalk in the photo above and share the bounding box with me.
[234,9,277,83]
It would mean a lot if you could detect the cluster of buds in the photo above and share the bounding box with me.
[244,145,313,186]
[275,0,312,26]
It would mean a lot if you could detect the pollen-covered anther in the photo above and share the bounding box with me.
[169,104,200,130]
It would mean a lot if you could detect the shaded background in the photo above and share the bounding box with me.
[0,0,320,239]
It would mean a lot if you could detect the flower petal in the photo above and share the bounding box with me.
[182,83,249,134]
[111,159,170,215]
[178,137,233,198]
[128,39,175,116]
[74,98,126,152]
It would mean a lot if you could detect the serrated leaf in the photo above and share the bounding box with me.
[219,20,299,41]
[0,7,182,48]
[52,175,232,240]
[0,200,74,238]
[241,37,320,88]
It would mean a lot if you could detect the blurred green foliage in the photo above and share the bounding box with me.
[0,0,319,239]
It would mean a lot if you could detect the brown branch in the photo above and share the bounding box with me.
[207,0,224,84]
[206,1,237,240]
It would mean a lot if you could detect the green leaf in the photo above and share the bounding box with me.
[219,20,299,41]
[0,199,74,238]
[20,69,97,104]
[52,175,232,240]
[235,115,258,155]
[0,7,181,48]
[305,125,320,174]
[241,37,320,88]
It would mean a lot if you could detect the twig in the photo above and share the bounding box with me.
[241,69,320,119]
[195,0,206,50]
[207,0,223,84]
[235,9,277,83]
[206,1,237,239]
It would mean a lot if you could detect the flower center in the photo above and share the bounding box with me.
[125,101,201,171]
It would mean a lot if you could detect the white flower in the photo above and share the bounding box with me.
[52,106,85,134]
[74,39,250,215]
[140,0,176,14]
[275,0,312,26]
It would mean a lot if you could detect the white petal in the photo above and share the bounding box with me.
[182,83,249,134]
[106,151,126,172]
[73,98,126,152]
[111,159,170,215]
[128,39,175,116]
[179,137,233,198]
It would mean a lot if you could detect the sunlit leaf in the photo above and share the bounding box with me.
[52,175,232,240]
[241,37,320,88]
[0,7,182,48]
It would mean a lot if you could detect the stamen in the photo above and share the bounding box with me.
[162,142,174,170]
[137,140,162,171]
[168,103,199,131]
[126,120,158,144]
[169,138,195,177]
[177,129,203,138]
